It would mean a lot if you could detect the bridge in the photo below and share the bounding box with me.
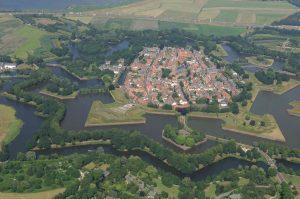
[258,149,287,184]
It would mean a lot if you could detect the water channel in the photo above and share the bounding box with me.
[1,44,300,180]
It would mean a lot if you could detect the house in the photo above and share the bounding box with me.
[0,62,17,71]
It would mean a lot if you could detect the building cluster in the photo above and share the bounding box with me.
[0,62,17,72]
[99,59,126,75]
[124,47,239,109]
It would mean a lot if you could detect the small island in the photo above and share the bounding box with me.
[40,76,79,99]
[162,116,206,150]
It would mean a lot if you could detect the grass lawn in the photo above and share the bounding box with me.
[153,178,179,198]
[284,174,300,185]
[238,177,249,186]
[0,188,65,199]
[13,25,50,59]
[288,101,300,117]
[205,183,216,198]
[246,56,274,68]
[86,88,146,126]
[0,104,23,146]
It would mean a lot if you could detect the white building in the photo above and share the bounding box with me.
[0,62,17,71]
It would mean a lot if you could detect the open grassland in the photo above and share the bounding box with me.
[0,188,65,199]
[288,101,300,117]
[76,0,298,29]
[0,14,52,59]
[0,15,24,55]
[0,105,23,146]
[13,26,50,59]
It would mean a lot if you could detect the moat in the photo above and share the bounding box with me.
[1,56,300,179]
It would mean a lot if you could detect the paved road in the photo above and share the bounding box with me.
[258,149,287,184]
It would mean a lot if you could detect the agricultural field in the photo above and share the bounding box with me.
[0,14,24,56]
[98,18,246,36]
[13,26,51,59]
[69,0,299,29]
[0,14,53,59]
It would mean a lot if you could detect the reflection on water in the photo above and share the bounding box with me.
[251,86,300,148]
[36,144,268,181]
[0,96,43,158]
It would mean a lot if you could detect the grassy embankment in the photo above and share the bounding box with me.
[287,101,300,117]
[0,105,23,147]
[189,73,300,142]
[39,89,79,100]
[246,56,274,68]
[85,88,176,127]
[0,188,65,199]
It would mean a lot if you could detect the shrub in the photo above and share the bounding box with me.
[249,120,256,126]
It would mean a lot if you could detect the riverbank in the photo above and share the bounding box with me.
[287,101,300,117]
[33,139,263,175]
[0,104,23,147]
[40,89,78,100]
[32,139,112,151]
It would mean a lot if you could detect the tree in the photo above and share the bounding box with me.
[267,167,277,177]
[280,182,294,199]
[230,102,239,114]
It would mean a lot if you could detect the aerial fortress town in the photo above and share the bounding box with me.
[124,47,239,109]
